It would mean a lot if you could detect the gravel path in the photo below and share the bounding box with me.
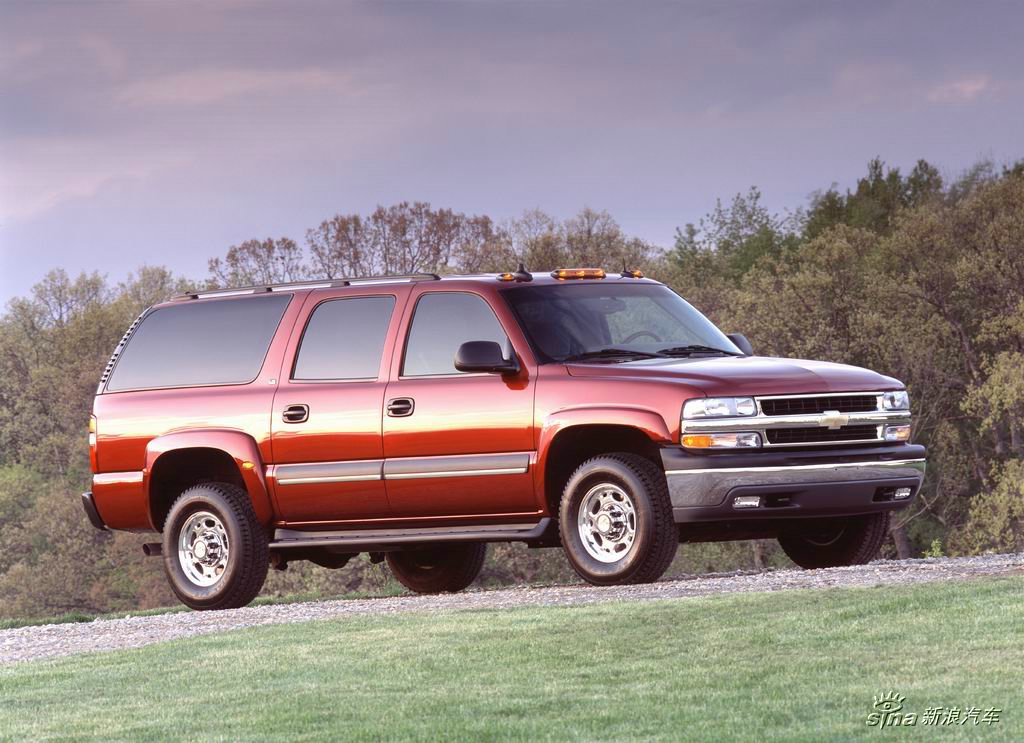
[2,553,1021,666]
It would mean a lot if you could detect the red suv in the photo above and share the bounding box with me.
[83,269,925,610]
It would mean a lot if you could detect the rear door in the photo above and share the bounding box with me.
[381,286,538,519]
[269,286,410,524]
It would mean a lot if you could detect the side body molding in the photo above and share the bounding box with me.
[145,429,274,526]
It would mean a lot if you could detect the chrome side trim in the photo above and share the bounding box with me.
[383,453,530,480]
[276,460,383,486]
[274,453,531,485]
[386,467,526,480]
[665,458,926,476]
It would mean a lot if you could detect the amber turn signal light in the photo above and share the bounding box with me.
[682,434,713,448]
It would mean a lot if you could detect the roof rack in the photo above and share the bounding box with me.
[176,273,441,300]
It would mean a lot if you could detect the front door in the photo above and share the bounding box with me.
[269,287,409,524]
[382,288,538,519]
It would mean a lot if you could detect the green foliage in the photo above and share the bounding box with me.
[959,460,1024,555]
[671,186,801,282]
[804,158,944,239]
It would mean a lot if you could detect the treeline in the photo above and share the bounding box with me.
[206,205,658,287]
[1,158,1022,619]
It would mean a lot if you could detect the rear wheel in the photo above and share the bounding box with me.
[386,543,487,594]
[559,453,677,585]
[778,512,890,569]
[162,482,269,610]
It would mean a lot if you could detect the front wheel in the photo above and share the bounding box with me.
[386,543,487,594]
[778,512,890,569]
[162,482,269,610]
[559,453,677,585]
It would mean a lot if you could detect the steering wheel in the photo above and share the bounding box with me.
[622,330,662,344]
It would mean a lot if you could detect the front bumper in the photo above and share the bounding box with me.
[661,444,926,523]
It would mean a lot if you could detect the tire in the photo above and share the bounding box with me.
[162,482,269,611]
[778,512,890,569]
[386,543,487,594]
[559,453,677,585]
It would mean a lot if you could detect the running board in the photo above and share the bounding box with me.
[270,518,551,550]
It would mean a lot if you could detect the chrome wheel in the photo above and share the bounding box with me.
[178,510,230,587]
[577,482,637,563]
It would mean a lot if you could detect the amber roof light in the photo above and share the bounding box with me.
[551,268,607,280]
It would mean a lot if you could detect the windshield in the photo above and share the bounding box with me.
[501,282,740,363]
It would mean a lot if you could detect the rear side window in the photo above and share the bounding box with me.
[403,292,508,376]
[293,296,395,380]
[106,295,291,392]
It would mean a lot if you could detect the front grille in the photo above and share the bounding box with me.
[760,395,878,416]
[766,425,879,445]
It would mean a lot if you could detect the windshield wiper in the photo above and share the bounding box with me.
[657,344,743,357]
[564,348,667,362]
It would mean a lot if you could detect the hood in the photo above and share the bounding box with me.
[564,355,902,397]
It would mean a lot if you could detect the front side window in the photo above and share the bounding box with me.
[403,292,508,376]
[502,283,739,362]
[106,294,291,391]
[293,296,396,380]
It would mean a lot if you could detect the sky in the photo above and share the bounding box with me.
[1,0,1022,303]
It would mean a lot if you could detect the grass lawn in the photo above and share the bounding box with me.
[1,577,1021,741]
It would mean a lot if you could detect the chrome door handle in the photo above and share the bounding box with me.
[387,397,415,417]
[282,404,309,423]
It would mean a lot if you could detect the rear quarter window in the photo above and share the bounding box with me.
[105,294,291,391]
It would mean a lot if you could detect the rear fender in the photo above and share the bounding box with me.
[145,429,273,526]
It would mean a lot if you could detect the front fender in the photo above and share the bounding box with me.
[535,405,674,496]
[145,429,274,525]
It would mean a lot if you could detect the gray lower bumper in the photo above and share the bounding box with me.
[661,445,926,522]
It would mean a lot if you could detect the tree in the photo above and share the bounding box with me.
[805,158,944,239]
[304,203,509,277]
[671,187,799,280]
[208,237,307,287]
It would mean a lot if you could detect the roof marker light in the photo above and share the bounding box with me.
[552,268,606,280]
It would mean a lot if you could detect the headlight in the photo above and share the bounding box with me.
[683,397,757,419]
[882,391,910,411]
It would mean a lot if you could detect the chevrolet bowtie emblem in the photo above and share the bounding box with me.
[820,410,850,430]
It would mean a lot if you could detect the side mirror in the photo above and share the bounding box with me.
[727,333,754,356]
[454,341,520,375]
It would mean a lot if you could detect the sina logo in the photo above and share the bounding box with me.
[866,691,916,728]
